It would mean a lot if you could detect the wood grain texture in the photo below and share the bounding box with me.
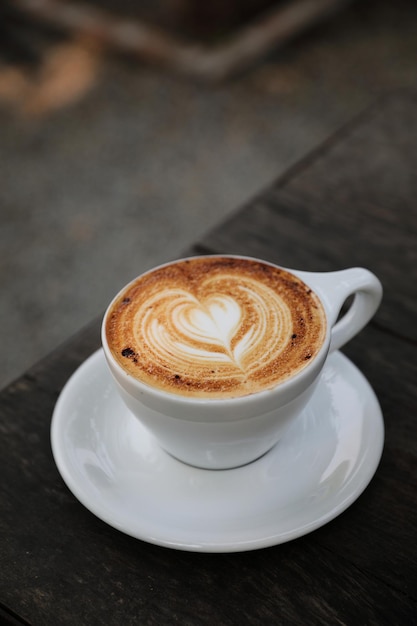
[0,326,415,625]
[1,91,416,624]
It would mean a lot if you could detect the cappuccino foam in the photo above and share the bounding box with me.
[105,257,327,398]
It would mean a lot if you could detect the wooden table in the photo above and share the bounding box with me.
[1,91,416,625]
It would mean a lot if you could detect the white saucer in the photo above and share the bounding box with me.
[51,349,384,553]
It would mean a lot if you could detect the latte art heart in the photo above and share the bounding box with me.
[105,257,326,398]
[139,285,292,375]
[173,294,242,358]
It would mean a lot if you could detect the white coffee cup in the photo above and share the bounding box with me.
[102,256,382,470]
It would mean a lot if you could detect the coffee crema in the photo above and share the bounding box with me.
[105,257,327,398]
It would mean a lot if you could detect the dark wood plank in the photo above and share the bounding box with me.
[316,326,417,595]
[0,321,416,624]
[196,91,417,340]
[0,605,30,626]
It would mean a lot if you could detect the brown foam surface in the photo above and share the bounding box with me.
[105,257,327,398]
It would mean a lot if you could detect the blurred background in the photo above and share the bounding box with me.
[1,0,416,389]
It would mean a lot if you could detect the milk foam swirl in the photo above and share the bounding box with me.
[138,281,291,373]
[105,257,326,398]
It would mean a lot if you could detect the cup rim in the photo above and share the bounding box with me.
[101,254,331,408]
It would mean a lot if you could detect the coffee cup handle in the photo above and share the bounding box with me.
[292,268,383,352]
